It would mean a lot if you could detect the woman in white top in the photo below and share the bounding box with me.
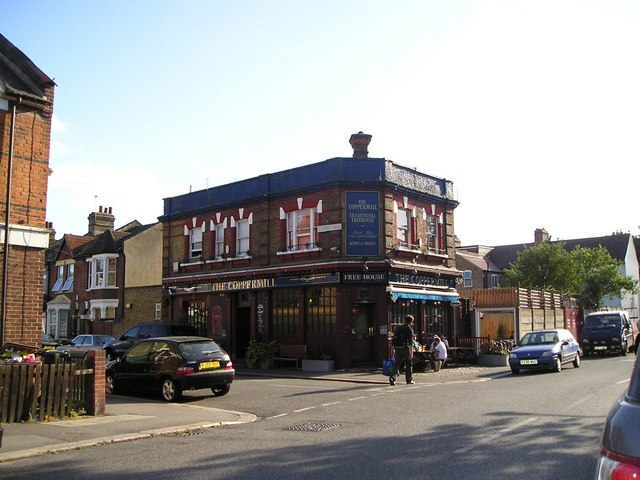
[432,336,448,371]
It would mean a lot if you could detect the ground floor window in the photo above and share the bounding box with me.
[424,304,448,338]
[272,288,300,335]
[47,308,69,339]
[390,298,419,333]
[184,301,207,336]
[305,287,336,335]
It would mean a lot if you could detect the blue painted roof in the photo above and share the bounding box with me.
[161,157,458,219]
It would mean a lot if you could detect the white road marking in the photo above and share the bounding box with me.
[454,417,539,454]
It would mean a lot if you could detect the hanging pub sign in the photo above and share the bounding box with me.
[345,191,380,257]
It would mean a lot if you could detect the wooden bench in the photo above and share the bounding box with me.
[273,344,306,369]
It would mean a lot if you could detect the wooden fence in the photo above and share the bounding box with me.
[0,358,93,424]
[470,287,564,309]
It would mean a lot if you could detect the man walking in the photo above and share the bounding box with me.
[390,315,415,385]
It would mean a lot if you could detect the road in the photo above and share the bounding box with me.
[0,355,633,480]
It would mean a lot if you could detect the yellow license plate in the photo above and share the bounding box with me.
[200,361,220,370]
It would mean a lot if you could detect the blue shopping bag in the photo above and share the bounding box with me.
[383,358,397,376]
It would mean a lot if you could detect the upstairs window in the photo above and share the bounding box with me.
[425,215,439,252]
[62,264,74,291]
[52,265,64,292]
[189,226,203,258]
[286,208,317,250]
[215,223,225,258]
[396,209,411,247]
[463,270,472,288]
[88,255,117,289]
[490,274,499,288]
[236,219,250,256]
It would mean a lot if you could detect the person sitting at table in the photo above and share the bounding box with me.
[431,336,448,371]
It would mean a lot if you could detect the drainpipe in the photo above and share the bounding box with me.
[1,99,17,346]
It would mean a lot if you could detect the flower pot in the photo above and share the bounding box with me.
[260,359,273,369]
[478,354,509,367]
[301,359,335,372]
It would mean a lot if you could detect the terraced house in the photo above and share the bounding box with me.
[161,133,463,369]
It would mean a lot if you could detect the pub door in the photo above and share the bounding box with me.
[351,303,375,363]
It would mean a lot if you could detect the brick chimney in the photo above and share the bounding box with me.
[88,206,115,236]
[534,228,550,244]
[349,131,372,158]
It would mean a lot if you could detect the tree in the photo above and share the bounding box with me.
[502,242,638,309]
[502,242,576,292]
[570,246,638,310]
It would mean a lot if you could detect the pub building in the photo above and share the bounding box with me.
[160,133,462,369]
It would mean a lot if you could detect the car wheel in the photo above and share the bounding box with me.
[510,368,519,375]
[553,357,562,372]
[161,378,182,402]
[211,384,231,396]
[105,372,118,395]
[573,353,581,368]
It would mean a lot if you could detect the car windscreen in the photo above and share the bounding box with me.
[519,332,559,345]
[179,341,222,358]
[584,315,621,329]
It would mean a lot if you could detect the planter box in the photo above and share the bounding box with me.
[478,354,509,367]
[301,359,335,372]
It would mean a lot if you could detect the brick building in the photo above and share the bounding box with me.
[45,208,163,341]
[0,34,55,346]
[161,133,462,369]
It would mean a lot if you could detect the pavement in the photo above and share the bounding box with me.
[0,363,510,463]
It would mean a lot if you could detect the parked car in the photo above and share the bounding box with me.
[57,334,117,355]
[103,322,198,360]
[40,333,61,351]
[508,328,582,374]
[581,310,635,356]
[596,353,640,478]
[105,336,234,402]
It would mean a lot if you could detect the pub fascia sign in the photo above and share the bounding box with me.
[388,273,456,289]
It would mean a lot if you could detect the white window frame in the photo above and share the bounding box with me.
[425,215,439,252]
[236,219,250,256]
[286,207,317,250]
[189,226,203,258]
[491,274,499,288]
[46,296,71,339]
[463,270,472,288]
[52,264,64,292]
[87,254,118,290]
[396,208,411,247]
[62,264,74,291]
[215,223,225,258]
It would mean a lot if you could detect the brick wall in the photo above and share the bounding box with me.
[0,85,54,346]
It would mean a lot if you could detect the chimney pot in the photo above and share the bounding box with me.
[349,131,372,158]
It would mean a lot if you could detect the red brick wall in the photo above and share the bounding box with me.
[0,85,54,347]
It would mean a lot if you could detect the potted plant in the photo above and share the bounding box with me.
[245,339,279,369]
[301,344,335,372]
[478,339,511,367]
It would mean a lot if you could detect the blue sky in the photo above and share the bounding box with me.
[2,0,639,246]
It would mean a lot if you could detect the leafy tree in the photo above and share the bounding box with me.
[570,246,638,310]
[502,241,638,309]
[502,242,576,292]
